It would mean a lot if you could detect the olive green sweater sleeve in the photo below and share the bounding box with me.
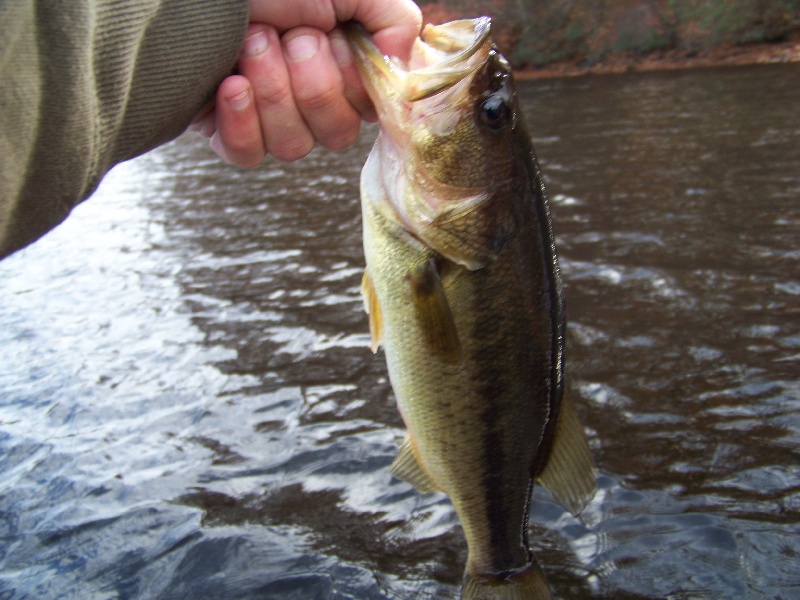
[0,1,248,258]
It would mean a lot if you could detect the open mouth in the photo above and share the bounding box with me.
[346,18,492,102]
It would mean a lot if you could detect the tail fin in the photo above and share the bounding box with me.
[462,561,553,600]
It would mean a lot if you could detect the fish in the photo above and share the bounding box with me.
[347,18,596,600]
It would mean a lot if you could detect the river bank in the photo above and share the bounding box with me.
[416,2,800,80]
[515,36,800,79]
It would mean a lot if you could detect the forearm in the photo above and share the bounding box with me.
[0,0,248,258]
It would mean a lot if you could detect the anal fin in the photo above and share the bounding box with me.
[536,395,596,516]
[390,435,439,494]
[361,270,383,353]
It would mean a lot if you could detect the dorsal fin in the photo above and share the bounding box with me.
[535,395,596,516]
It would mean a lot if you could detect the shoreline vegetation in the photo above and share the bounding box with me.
[417,0,800,79]
[515,37,800,79]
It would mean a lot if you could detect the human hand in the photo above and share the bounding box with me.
[190,0,422,167]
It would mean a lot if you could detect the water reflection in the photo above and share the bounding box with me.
[1,63,799,599]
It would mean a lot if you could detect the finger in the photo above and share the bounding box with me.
[248,0,422,60]
[283,27,361,151]
[212,75,266,167]
[238,25,314,161]
[343,0,423,61]
[328,28,376,122]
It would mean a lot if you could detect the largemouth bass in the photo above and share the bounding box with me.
[348,18,596,599]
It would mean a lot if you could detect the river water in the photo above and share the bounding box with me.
[1,63,798,599]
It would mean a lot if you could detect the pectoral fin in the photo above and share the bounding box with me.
[535,395,596,516]
[361,270,383,353]
[408,259,461,364]
[390,434,439,494]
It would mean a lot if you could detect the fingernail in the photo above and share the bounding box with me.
[227,89,251,112]
[243,30,268,58]
[285,34,319,62]
[329,32,352,67]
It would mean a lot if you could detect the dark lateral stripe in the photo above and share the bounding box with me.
[479,391,518,569]
[471,276,520,570]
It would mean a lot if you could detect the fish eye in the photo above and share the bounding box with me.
[478,94,510,131]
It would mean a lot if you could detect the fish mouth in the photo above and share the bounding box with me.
[346,18,492,104]
[348,18,501,269]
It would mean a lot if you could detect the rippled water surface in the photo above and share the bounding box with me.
[1,64,799,599]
